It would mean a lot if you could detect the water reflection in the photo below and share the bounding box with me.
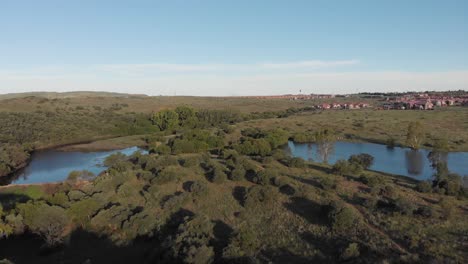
[287,141,468,181]
[405,150,423,176]
[4,146,146,185]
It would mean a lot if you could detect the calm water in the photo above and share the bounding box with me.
[5,146,145,185]
[287,141,468,181]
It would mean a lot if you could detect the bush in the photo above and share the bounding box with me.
[67,170,95,183]
[163,215,215,264]
[272,176,289,187]
[243,186,275,208]
[67,198,100,227]
[223,226,261,259]
[319,177,337,190]
[416,181,432,193]
[327,201,360,234]
[154,144,171,155]
[210,166,227,184]
[286,157,307,168]
[341,242,360,260]
[68,190,86,201]
[359,174,384,188]
[394,196,415,215]
[348,153,374,169]
[187,181,209,196]
[332,160,362,176]
[235,138,272,157]
[5,214,24,234]
[253,169,277,185]
[181,156,200,168]
[439,198,455,220]
[153,166,180,184]
[46,192,70,207]
[230,166,246,181]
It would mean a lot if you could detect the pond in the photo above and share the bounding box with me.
[2,146,145,185]
[286,141,468,181]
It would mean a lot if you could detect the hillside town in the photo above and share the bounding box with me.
[239,91,468,111]
[380,92,468,110]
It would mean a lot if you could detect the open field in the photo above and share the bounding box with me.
[57,134,148,152]
[237,107,468,151]
[0,94,374,114]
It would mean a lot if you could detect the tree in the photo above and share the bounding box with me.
[315,129,336,163]
[152,110,179,131]
[406,122,425,149]
[164,215,215,264]
[26,204,69,246]
[175,106,198,128]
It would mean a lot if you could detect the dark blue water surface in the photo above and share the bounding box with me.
[9,146,145,185]
[287,141,468,181]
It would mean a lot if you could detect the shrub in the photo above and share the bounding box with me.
[394,196,415,215]
[187,181,209,196]
[327,201,360,234]
[332,160,362,176]
[5,214,24,234]
[154,144,171,155]
[253,169,277,185]
[68,190,86,201]
[46,192,70,207]
[359,174,384,188]
[235,138,272,157]
[319,177,337,190]
[415,206,433,218]
[286,157,307,168]
[230,166,246,181]
[67,170,95,183]
[164,215,215,264]
[341,243,360,260]
[223,226,261,259]
[348,153,374,169]
[243,186,275,208]
[272,176,289,187]
[210,166,228,184]
[439,198,455,220]
[153,166,180,184]
[67,198,100,227]
[181,156,200,168]
[416,181,432,193]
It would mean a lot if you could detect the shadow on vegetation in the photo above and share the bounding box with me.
[232,186,247,207]
[284,197,328,226]
[0,208,205,264]
[0,229,155,264]
[211,220,234,262]
[279,184,296,196]
[262,247,316,264]
[0,193,31,210]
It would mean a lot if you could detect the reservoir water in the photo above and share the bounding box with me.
[3,146,145,185]
[287,141,468,181]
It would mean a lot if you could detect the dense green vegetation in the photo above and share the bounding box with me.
[0,93,467,263]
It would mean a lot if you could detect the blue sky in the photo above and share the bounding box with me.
[1,0,467,95]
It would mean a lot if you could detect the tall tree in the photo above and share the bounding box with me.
[405,122,425,149]
[152,110,180,131]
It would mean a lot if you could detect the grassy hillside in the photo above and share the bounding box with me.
[0,145,466,263]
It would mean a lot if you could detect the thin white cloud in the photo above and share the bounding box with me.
[260,60,360,69]
[1,70,467,96]
[92,60,359,76]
